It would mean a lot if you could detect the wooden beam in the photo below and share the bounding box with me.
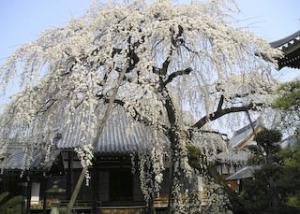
[66,151,73,199]
[92,167,99,214]
[42,176,47,214]
[26,177,32,214]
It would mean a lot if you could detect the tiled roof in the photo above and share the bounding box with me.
[56,106,169,153]
[281,135,300,149]
[229,118,263,148]
[226,165,261,180]
[0,147,59,170]
[270,30,300,69]
[0,104,169,159]
[0,103,168,170]
[270,30,300,50]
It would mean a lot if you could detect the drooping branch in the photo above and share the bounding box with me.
[192,102,264,129]
[67,35,142,213]
[36,98,57,114]
[96,93,169,133]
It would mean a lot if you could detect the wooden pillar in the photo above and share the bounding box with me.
[66,151,73,199]
[20,177,26,214]
[42,176,48,214]
[146,194,155,214]
[92,167,99,214]
[26,176,32,214]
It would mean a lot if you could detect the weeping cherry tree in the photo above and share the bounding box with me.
[0,0,281,213]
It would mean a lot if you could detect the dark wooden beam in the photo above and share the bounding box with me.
[42,176,48,214]
[26,177,32,214]
[66,151,73,199]
[92,167,99,214]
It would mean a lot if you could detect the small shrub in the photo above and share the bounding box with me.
[255,129,282,145]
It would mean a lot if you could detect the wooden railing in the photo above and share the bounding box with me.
[31,200,147,214]
[101,206,146,214]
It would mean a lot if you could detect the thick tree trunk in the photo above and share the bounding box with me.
[167,158,174,213]
[161,89,182,214]
[167,139,181,214]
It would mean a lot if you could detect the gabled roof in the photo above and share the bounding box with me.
[226,165,261,180]
[270,30,300,69]
[281,135,300,149]
[229,118,264,149]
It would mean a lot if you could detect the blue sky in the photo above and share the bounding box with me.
[0,0,91,63]
[237,0,299,41]
[0,0,299,99]
[236,0,300,82]
[1,0,299,61]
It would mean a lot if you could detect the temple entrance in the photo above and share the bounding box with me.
[110,169,133,201]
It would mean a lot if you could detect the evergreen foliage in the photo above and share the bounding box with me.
[272,80,300,110]
[255,129,282,145]
[0,192,23,214]
[234,130,300,214]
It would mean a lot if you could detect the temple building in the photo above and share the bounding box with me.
[270,30,300,69]
[216,118,265,192]
[2,26,299,214]
[0,105,218,214]
[0,107,172,214]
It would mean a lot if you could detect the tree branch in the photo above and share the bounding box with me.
[36,98,57,114]
[159,25,184,76]
[162,67,192,87]
[161,56,172,75]
[192,102,264,129]
[217,95,224,112]
[96,94,168,132]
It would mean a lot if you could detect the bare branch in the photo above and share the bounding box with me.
[161,55,172,75]
[197,129,228,137]
[192,102,264,129]
[217,95,224,112]
[162,67,192,87]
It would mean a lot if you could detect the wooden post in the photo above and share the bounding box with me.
[66,151,73,199]
[92,167,99,214]
[42,176,48,214]
[146,196,155,214]
[20,177,26,214]
[26,177,32,214]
